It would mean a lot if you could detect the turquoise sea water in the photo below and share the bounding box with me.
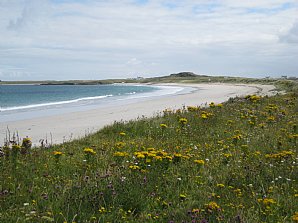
[0,84,188,122]
[0,84,156,111]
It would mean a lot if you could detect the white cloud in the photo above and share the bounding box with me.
[0,0,297,80]
[280,20,298,43]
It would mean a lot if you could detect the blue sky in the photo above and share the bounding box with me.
[0,0,297,80]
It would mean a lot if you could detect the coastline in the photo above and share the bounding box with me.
[0,83,276,146]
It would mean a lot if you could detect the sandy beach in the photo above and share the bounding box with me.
[0,83,276,146]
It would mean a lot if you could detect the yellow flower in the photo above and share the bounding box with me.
[53,151,63,157]
[134,152,146,159]
[206,201,220,210]
[217,184,225,188]
[232,134,242,141]
[267,116,275,122]
[113,151,129,157]
[174,153,182,157]
[209,102,215,107]
[224,153,232,158]
[179,194,187,199]
[258,198,276,206]
[129,165,140,170]
[179,118,188,125]
[187,106,199,112]
[99,206,106,213]
[83,147,96,155]
[265,150,294,159]
[245,95,261,102]
[292,212,298,221]
[160,123,168,129]
[12,145,21,151]
[115,141,126,148]
[201,113,208,119]
[154,156,163,161]
[194,159,205,165]
[119,132,126,136]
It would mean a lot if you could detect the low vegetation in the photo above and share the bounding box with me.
[1,89,297,222]
[1,72,297,92]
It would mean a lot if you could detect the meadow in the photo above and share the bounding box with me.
[0,88,297,222]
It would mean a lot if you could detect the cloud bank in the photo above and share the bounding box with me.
[0,0,297,80]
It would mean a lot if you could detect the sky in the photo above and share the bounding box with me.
[0,0,297,81]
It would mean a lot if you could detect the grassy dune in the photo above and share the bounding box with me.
[1,88,298,222]
[1,72,297,93]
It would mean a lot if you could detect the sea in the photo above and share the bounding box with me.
[0,84,190,122]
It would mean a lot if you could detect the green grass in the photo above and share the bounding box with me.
[1,73,297,93]
[1,92,298,222]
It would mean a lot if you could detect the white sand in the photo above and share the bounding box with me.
[0,83,276,146]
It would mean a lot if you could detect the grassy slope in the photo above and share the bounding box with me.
[1,86,297,222]
[1,73,297,92]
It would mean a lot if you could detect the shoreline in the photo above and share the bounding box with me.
[0,83,276,146]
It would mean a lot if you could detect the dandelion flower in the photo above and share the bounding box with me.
[83,147,96,155]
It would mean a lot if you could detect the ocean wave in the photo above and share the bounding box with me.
[0,94,113,112]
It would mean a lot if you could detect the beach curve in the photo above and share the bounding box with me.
[0,83,276,146]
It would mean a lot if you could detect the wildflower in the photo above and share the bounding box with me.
[99,207,106,213]
[179,194,187,200]
[113,151,129,157]
[129,165,140,170]
[21,137,32,154]
[187,106,199,112]
[258,123,266,128]
[160,123,168,129]
[227,120,234,125]
[201,111,213,119]
[206,201,220,211]
[53,151,63,157]
[194,159,205,165]
[179,118,188,125]
[217,184,225,188]
[154,155,163,161]
[245,95,261,102]
[134,152,146,159]
[83,147,96,155]
[232,134,242,142]
[173,153,182,163]
[258,198,276,207]
[234,189,242,196]
[267,116,275,122]
[224,153,232,158]
[201,113,208,119]
[115,141,126,148]
[293,212,298,222]
[265,150,294,159]
[119,132,126,136]
[209,102,215,107]
[12,145,21,152]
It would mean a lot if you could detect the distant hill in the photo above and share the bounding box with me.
[169,72,200,77]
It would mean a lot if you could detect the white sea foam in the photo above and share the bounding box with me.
[117,85,187,100]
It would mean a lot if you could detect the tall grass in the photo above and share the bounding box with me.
[1,92,297,222]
